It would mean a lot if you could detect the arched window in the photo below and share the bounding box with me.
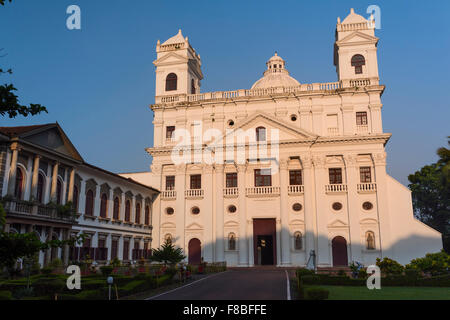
[135,202,141,224]
[228,233,236,251]
[366,231,376,250]
[113,197,120,220]
[100,193,108,218]
[73,186,79,211]
[56,179,62,205]
[14,168,24,199]
[294,232,303,250]
[191,79,196,94]
[145,205,150,225]
[125,200,131,222]
[165,234,173,245]
[256,127,266,142]
[351,54,366,74]
[37,173,45,203]
[165,73,178,91]
[85,190,94,216]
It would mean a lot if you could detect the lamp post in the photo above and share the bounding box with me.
[107,276,114,300]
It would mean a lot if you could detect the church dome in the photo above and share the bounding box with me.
[251,52,300,90]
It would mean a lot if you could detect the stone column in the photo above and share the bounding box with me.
[247,220,254,266]
[312,154,330,266]
[31,155,41,201]
[373,152,392,258]
[215,165,225,262]
[118,236,124,260]
[344,154,362,263]
[67,168,76,203]
[79,179,86,214]
[276,219,282,266]
[50,162,59,202]
[45,227,54,265]
[237,164,248,266]
[301,155,316,265]
[203,164,214,263]
[63,229,70,266]
[131,195,136,223]
[175,164,186,253]
[279,159,291,265]
[120,193,126,220]
[24,156,33,201]
[107,189,114,219]
[106,234,112,261]
[2,148,11,197]
[94,185,101,217]
[7,144,20,196]
[62,168,68,205]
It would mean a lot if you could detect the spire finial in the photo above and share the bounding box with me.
[337,17,341,24]
[350,8,354,14]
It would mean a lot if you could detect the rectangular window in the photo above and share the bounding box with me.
[360,167,372,183]
[254,169,272,187]
[166,126,175,139]
[123,240,129,261]
[329,168,343,184]
[226,173,238,188]
[166,176,175,190]
[111,240,118,259]
[356,112,368,125]
[289,170,303,185]
[190,174,202,190]
[98,239,106,248]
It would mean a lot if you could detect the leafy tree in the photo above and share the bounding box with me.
[151,239,186,266]
[0,203,84,277]
[408,138,450,253]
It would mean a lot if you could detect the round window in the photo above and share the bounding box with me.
[166,207,174,215]
[292,203,303,212]
[291,114,298,122]
[332,202,343,211]
[191,207,200,215]
[363,202,373,211]
[228,120,235,127]
[228,205,237,213]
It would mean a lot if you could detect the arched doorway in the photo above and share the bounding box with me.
[188,238,201,265]
[332,236,348,266]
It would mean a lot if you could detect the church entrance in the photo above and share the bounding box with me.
[253,219,277,266]
[332,236,348,266]
[188,238,201,265]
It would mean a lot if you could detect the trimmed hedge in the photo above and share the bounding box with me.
[0,290,12,300]
[304,287,329,300]
[299,272,450,287]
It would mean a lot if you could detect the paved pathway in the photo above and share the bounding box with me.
[147,268,290,300]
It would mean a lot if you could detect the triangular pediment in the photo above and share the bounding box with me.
[20,124,83,162]
[153,52,188,66]
[328,219,348,228]
[337,31,378,45]
[214,112,317,146]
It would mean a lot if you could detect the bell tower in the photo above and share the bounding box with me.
[154,29,203,98]
[334,8,380,86]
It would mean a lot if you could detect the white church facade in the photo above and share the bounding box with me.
[121,8,442,267]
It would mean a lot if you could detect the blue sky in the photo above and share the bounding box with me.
[0,0,449,185]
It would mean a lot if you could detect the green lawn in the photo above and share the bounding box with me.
[313,286,450,300]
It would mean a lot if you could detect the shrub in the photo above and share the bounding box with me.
[404,268,420,280]
[296,268,315,278]
[337,269,347,277]
[358,268,368,279]
[376,257,404,275]
[49,258,63,269]
[165,267,177,278]
[13,287,34,299]
[0,290,12,300]
[406,251,450,276]
[41,267,53,275]
[33,277,65,296]
[100,266,114,277]
[304,287,329,300]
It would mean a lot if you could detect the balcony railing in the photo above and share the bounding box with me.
[161,190,177,200]
[356,125,369,134]
[325,184,348,193]
[4,199,77,223]
[246,186,280,197]
[223,187,239,198]
[185,189,204,199]
[288,185,304,195]
[357,183,377,193]
[327,127,339,136]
